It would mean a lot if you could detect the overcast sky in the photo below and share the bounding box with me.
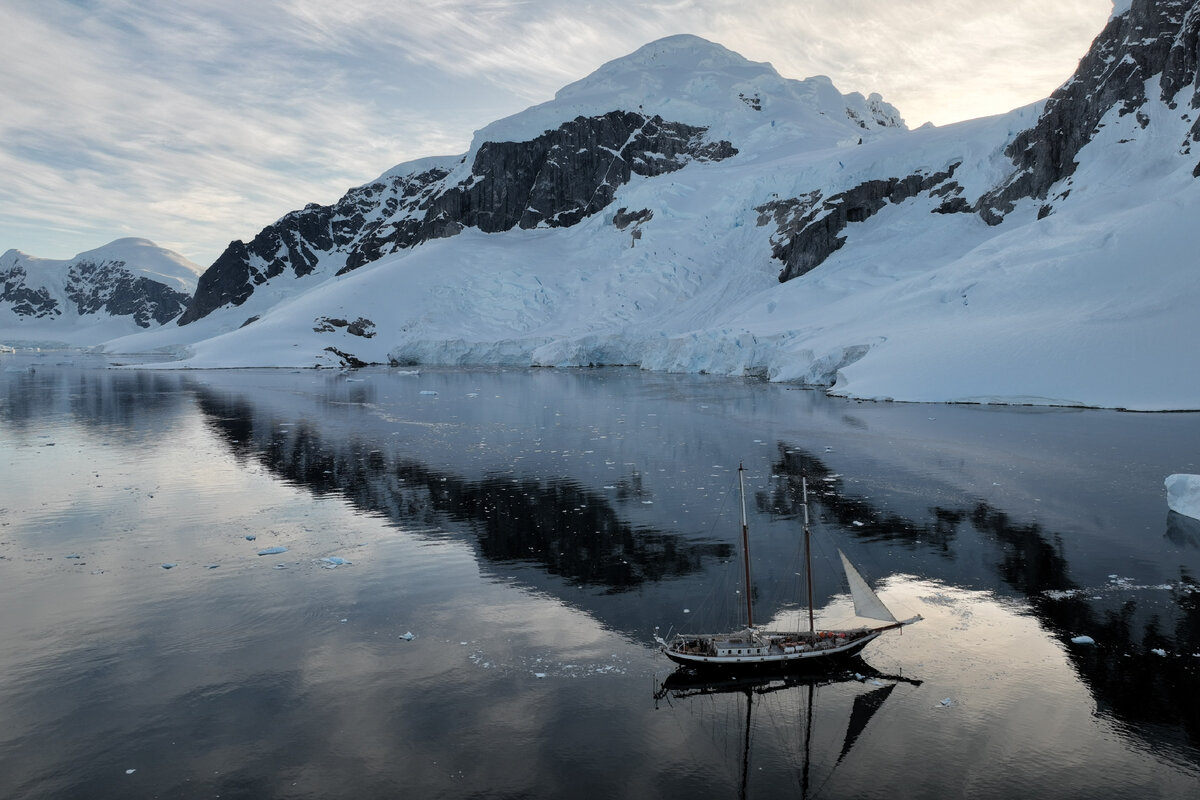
[2,0,1115,267]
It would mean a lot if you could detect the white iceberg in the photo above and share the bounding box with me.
[257,546,288,556]
[1165,474,1200,520]
[1071,635,1095,645]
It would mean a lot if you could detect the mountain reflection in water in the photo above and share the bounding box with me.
[2,360,1198,798]
[188,368,1200,763]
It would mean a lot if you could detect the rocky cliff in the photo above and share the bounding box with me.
[178,111,737,325]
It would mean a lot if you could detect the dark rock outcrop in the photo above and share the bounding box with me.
[1,263,59,318]
[66,259,191,327]
[313,316,376,338]
[978,0,1200,223]
[760,165,959,282]
[179,112,736,325]
[414,111,734,237]
[178,165,451,324]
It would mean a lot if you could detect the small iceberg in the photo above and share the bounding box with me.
[1166,474,1200,520]
[257,546,288,556]
[245,534,257,541]
[400,631,415,640]
[321,556,351,567]
[161,563,177,569]
[1071,635,1095,645]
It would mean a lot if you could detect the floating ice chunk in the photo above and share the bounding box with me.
[419,390,438,396]
[257,546,288,555]
[204,564,220,569]
[66,553,82,559]
[125,769,136,775]
[1165,474,1200,520]
[322,556,351,567]
[401,631,415,640]
[852,521,864,527]
[683,608,690,613]
[245,534,257,541]
[1151,648,1167,657]
[161,563,177,569]
[1071,635,1095,645]
[273,564,288,569]
[939,698,954,707]
[534,672,547,678]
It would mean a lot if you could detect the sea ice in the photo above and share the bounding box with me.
[1071,635,1095,645]
[401,631,415,640]
[1165,474,1200,520]
[257,546,287,555]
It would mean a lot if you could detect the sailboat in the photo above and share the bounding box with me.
[657,463,921,668]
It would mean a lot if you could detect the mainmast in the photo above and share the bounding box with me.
[802,474,815,635]
[739,463,754,629]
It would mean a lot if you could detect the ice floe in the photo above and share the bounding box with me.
[1165,474,1200,520]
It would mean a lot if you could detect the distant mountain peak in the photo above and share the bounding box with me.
[0,239,200,337]
[471,34,905,155]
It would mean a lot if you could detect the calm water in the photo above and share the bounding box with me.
[1,354,1198,799]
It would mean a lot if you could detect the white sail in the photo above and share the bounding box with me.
[838,550,897,623]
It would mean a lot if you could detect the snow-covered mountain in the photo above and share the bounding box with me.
[93,3,1200,409]
[0,238,200,345]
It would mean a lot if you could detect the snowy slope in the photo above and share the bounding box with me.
[1,238,201,346]
[101,9,1200,410]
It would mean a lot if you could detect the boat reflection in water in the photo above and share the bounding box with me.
[655,659,922,799]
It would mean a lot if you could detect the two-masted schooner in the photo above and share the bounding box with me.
[657,464,921,667]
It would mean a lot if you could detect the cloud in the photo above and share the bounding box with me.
[0,0,1113,266]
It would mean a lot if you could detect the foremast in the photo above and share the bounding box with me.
[738,463,754,630]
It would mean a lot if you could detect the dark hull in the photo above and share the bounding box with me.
[662,630,880,669]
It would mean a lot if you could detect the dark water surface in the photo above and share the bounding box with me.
[1,355,1198,799]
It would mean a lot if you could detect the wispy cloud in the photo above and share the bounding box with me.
[1,0,1113,266]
